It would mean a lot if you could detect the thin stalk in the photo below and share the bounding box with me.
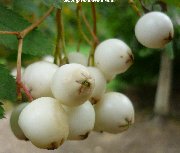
[77,39,82,52]
[76,3,92,46]
[54,9,62,65]
[128,0,142,17]
[16,39,33,101]
[20,6,54,38]
[59,8,68,64]
[0,31,19,35]
[88,2,98,66]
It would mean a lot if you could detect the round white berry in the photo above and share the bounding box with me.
[135,11,174,49]
[42,55,54,63]
[87,67,106,104]
[10,102,28,140]
[23,61,58,99]
[63,101,95,140]
[94,92,135,134]
[68,52,88,66]
[51,63,95,107]
[18,97,69,150]
[95,39,133,76]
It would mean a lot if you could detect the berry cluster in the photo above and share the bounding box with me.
[10,38,134,150]
[10,11,173,150]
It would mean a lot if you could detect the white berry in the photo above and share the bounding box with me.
[68,52,88,66]
[18,97,69,150]
[23,61,58,99]
[63,101,95,140]
[94,92,135,134]
[95,39,133,77]
[135,11,174,49]
[10,102,28,140]
[42,55,54,63]
[51,63,95,107]
[87,67,106,104]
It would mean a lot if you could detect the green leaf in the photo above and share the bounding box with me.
[0,5,54,56]
[43,0,61,8]
[0,64,16,102]
[0,102,5,119]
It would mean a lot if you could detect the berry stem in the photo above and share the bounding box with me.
[88,2,98,66]
[76,3,92,46]
[54,9,62,65]
[16,38,23,101]
[128,0,142,17]
[58,8,68,64]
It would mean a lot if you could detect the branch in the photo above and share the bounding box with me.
[128,0,142,17]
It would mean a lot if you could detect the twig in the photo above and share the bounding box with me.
[128,0,142,17]
[77,39,82,52]
[20,6,54,38]
[0,31,19,35]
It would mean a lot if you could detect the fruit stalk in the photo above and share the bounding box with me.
[128,0,141,17]
[76,3,92,46]
[88,2,98,66]
[54,9,63,65]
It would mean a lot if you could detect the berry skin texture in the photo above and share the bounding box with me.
[94,92,135,134]
[22,61,58,99]
[87,67,106,104]
[68,52,88,66]
[135,11,174,49]
[18,97,69,150]
[51,63,95,107]
[63,101,95,140]
[95,39,134,78]
[10,102,28,140]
